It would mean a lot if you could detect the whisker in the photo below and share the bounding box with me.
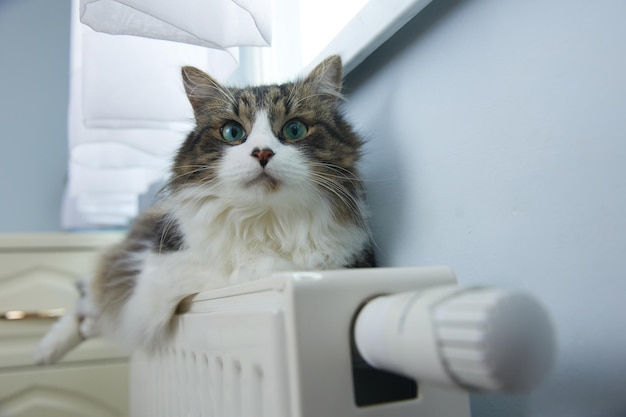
[157,214,178,255]
[307,174,364,223]
[167,166,213,183]
[307,163,361,183]
[306,173,378,253]
[307,161,399,183]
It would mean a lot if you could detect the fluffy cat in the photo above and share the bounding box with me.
[35,55,375,364]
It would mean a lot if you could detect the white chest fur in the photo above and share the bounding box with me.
[170,188,369,285]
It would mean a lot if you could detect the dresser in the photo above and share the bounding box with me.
[0,233,129,417]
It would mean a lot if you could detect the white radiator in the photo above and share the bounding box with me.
[130,267,553,417]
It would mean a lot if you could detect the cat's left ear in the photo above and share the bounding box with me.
[181,66,227,117]
[303,55,343,101]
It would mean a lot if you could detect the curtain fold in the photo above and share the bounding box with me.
[63,0,273,229]
[80,0,272,48]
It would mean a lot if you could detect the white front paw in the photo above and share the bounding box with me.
[79,316,100,339]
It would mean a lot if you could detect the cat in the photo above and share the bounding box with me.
[35,55,375,364]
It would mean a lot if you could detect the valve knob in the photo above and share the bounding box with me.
[354,286,555,393]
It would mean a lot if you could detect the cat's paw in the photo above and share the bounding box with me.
[79,316,100,339]
[34,312,83,365]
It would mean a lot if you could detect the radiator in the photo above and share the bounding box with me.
[130,267,553,417]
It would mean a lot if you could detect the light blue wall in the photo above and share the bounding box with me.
[346,0,626,416]
[0,0,71,232]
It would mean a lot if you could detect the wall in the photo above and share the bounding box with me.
[0,0,71,232]
[345,0,626,416]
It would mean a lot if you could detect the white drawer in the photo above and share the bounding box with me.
[0,362,128,417]
[0,233,127,366]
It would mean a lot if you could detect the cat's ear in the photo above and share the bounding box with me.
[181,66,227,116]
[303,55,343,101]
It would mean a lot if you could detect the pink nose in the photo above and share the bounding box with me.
[251,147,275,168]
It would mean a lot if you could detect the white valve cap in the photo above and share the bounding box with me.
[354,286,555,393]
[433,288,555,392]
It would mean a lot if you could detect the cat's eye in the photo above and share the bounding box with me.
[221,121,246,143]
[281,119,308,141]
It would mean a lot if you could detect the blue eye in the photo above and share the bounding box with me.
[221,121,246,142]
[282,119,308,140]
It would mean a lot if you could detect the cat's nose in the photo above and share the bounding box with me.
[251,147,275,168]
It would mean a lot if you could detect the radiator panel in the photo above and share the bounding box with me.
[130,267,471,417]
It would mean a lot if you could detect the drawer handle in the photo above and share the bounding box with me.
[0,308,66,321]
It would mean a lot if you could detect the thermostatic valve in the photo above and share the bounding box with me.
[354,286,555,393]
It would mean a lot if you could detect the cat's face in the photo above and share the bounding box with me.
[172,56,364,214]
[216,107,308,197]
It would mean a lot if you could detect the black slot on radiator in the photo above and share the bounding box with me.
[350,344,418,406]
[349,298,418,408]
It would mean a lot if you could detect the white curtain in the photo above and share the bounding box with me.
[63,0,272,229]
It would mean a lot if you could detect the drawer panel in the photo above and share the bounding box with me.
[0,233,127,366]
[0,251,100,315]
[0,361,128,417]
[0,334,127,368]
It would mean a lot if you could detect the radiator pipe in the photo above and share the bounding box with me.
[354,285,555,393]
